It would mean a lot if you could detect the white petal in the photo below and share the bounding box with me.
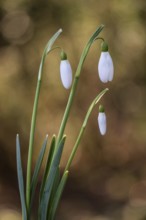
[98,53,109,83]
[98,112,107,135]
[98,52,114,83]
[60,60,72,89]
[106,53,114,81]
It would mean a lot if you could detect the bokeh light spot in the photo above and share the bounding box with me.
[1,10,34,45]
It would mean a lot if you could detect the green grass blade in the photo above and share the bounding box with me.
[39,136,66,220]
[48,171,69,220]
[46,166,60,219]
[39,135,56,201]
[30,135,48,207]
[16,134,27,220]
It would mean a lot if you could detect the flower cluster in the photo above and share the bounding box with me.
[59,41,114,136]
[16,27,114,220]
[97,41,114,135]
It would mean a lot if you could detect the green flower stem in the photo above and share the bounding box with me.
[26,29,62,214]
[64,88,108,172]
[26,59,45,213]
[56,25,104,150]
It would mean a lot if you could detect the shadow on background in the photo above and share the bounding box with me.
[0,0,146,219]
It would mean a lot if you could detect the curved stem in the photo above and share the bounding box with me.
[26,29,62,215]
[56,25,104,150]
[48,46,63,54]
[64,88,108,172]
[94,37,105,42]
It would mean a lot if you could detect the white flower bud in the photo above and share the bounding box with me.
[98,112,107,135]
[98,51,114,83]
[60,60,72,89]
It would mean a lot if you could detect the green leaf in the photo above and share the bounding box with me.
[47,166,60,219]
[30,135,48,207]
[16,134,27,220]
[39,136,66,220]
[39,135,56,201]
[48,171,69,220]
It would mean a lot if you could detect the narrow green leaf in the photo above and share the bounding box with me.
[16,134,27,220]
[30,135,48,207]
[39,136,66,220]
[48,171,69,220]
[39,135,56,201]
[49,166,60,205]
[47,166,60,219]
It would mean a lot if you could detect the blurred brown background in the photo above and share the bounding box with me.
[0,0,146,219]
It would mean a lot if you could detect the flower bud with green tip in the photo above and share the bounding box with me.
[60,51,72,89]
[98,105,107,135]
[98,41,114,83]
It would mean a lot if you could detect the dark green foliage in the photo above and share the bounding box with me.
[16,134,27,220]
[39,136,66,220]
[30,135,48,207]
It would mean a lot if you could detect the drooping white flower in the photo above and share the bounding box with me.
[98,41,114,83]
[98,105,107,135]
[60,51,72,89]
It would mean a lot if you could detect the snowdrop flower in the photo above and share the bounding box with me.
[60,51,72,89]
[98,41,114,83]
[98,105,107,135]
